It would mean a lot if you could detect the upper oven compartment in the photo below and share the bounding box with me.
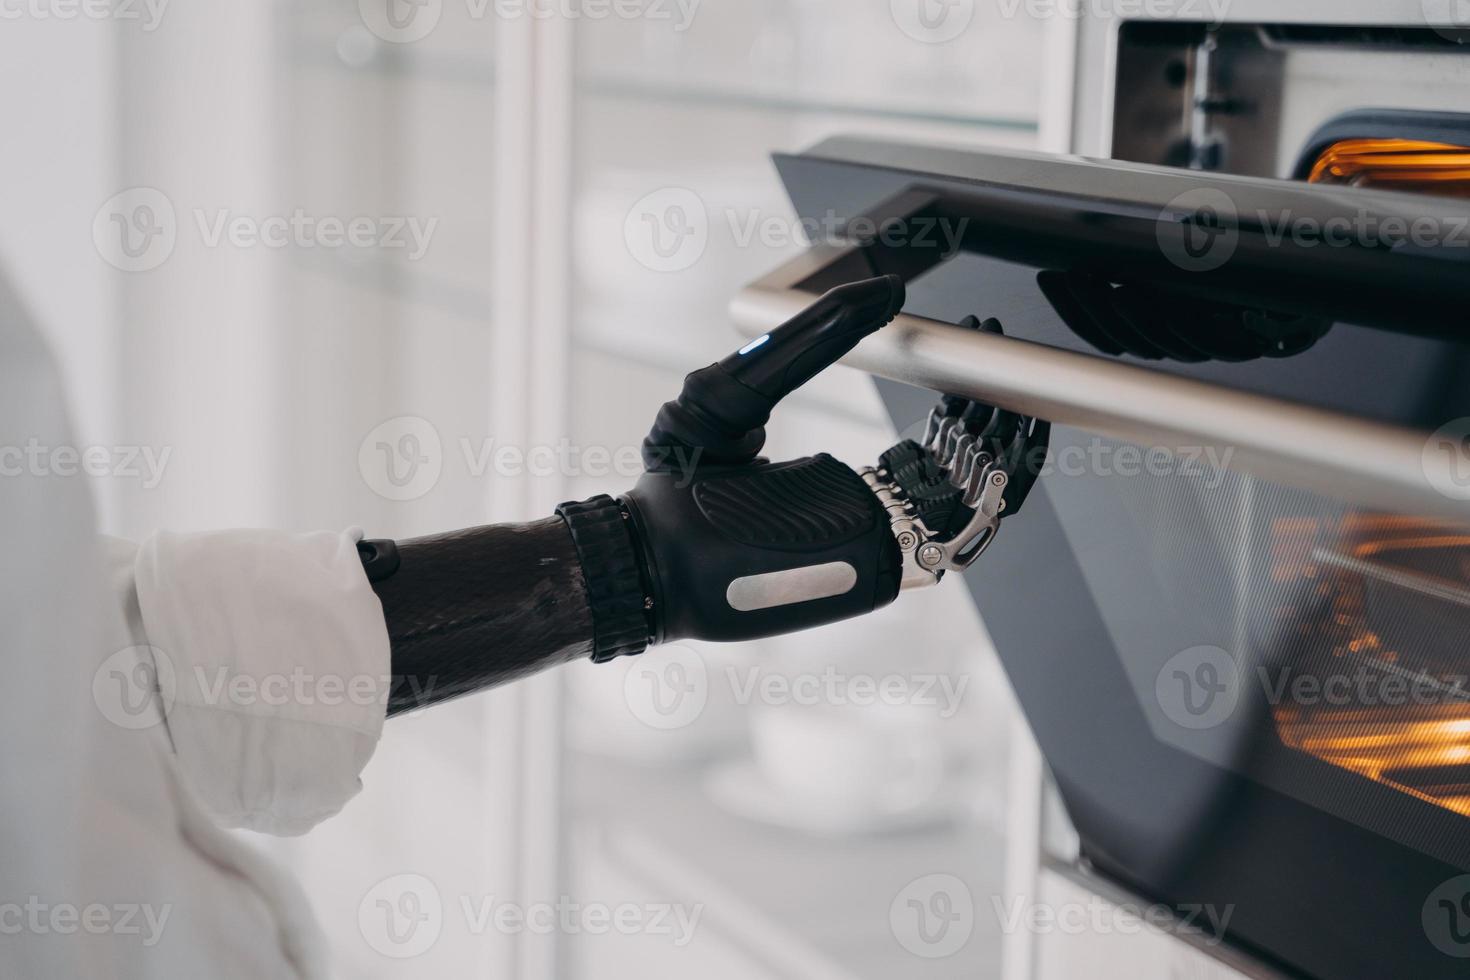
[1111,21,1470,179]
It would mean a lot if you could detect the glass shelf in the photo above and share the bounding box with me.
[565,752,1008,980]
[576,74,1038,133]
[289,249,493,323]
[277,0,495,86]
[285,37,496,87]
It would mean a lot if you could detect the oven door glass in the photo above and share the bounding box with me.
[863,255,1470,980]
[876,366,1470,980]
[1043,430,1470,865]
[876,369,1470,979]
[872,319,1470,980]
[771,139,1470,979]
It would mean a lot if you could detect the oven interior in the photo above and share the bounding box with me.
[1106,19,1470,863]
[1111,21,1470,180]
[1271,514,1470,819]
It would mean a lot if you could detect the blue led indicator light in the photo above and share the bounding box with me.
[738,334,771,356]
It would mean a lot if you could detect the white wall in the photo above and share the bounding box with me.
[0,15,117,521]
[111,4,286,537]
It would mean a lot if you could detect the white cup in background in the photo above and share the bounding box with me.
[750,701,946,820]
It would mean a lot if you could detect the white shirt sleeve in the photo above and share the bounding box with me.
[129,527,393,837]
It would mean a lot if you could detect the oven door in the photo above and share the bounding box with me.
[733,140,1470,980]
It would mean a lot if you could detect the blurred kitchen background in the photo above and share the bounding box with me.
[0,2,1075,977]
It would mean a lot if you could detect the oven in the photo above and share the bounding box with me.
[728,10,1470,975]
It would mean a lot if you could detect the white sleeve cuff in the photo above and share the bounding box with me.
[133,528,392,836]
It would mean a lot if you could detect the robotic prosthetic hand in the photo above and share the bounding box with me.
[364,279,1048,716]
[863,315,1051,589]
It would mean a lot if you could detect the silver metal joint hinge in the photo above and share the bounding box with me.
[863,409,1018,591]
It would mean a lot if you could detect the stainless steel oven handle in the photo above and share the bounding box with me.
[731,267,1468,523]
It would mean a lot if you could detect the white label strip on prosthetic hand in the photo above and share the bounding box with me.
[726,562,859,613]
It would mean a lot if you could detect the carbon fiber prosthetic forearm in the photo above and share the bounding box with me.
[368,518,595,717]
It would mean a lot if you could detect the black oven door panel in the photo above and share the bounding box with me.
[772,141,1470,980]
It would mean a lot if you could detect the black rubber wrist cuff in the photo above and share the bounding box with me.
[555,495,653,663]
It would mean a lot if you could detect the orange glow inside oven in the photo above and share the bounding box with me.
[1277,709,1470,818]
[1269,516,1470,817]
[1307,138,1470,197]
